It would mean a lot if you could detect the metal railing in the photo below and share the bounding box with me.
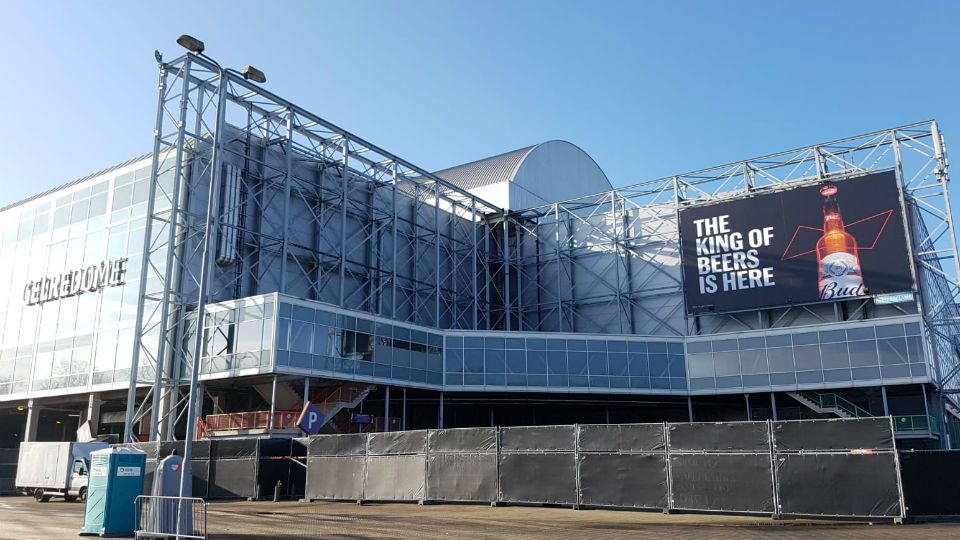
[202,410,300,432]
[135,495,207,539]
[799,391,873,418]
[892,415,938,432]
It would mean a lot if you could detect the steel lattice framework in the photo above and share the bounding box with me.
[123,49,960,442]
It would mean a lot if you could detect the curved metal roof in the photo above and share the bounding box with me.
[432,140,612,210]
[431,145,539,191]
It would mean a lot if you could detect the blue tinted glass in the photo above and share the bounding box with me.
[770,372,796,386]
[527,351,547,374]
[765,334,792,347]
[820,342,849,369]
[630,376,650,388]
[464,374,484,385]
[464,336,484,349]
[485,373,505,386]
[567,340,587,352]
[278,303,291,318]
[589,375,609,388]
[547,351,567,374]
[608,353,628,376]
[848,340,879,367]
[909,363,927,377]
[567,352,587,375]
[715,375,742,389]
[739,337,764,350]
[506,350,525,373]
[588,352,608,375]
[686,341,711,354]
[628,341,647,353]
[823,368,851,382]
[464,349,484,373]
[852,367,880,381]
[446,336,463,348]
[587,340,606,352]
[649,354,669,377]
[546,339,565,351]
[904,322,921,336]
[446,349,464,372]
[445,373,463,385]
[610,376,629,389]
[527,338,546,350]
[880,364,910,379]
[292,305,313,322]
[711,339,737,352]
[670,377,687,390]
[651,377,670,389]
[796,370,823,384]
[668,355,686,377]
[648,341,668,353]
[819,330,846,343]
[547,374,568,387]
[528,374,548,387]
[607,341,627,353]
[505,338,525,349]
[875,324,905,338]
[846,326,876,340]
[628,353,649,376]
[569,375,589,387]
[485,337,505,349]
[506,374,527,386]
[793,332,819,346]
[668,342,684,354]
[485,349,505,373]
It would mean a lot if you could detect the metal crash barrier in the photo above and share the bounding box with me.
[135,495,207,540]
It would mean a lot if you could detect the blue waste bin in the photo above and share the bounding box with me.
[80,447,146,536]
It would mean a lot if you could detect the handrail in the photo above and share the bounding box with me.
[799,391,873,418]
[892,414,938,432]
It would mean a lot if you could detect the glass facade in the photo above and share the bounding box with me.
[686,320,927,393]
[0,158,167,397]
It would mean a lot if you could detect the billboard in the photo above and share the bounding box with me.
[679,171,914,314]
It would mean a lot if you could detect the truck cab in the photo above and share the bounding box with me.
[15,441,107,503]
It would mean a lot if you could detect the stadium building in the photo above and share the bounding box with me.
[1,49,959,456]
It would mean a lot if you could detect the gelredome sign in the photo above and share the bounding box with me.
[678,171,914,314]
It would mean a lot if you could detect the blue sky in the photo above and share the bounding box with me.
[0,1,957,207]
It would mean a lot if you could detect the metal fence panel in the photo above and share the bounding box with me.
[428,427,497,453]
[365,455,426,501]
[426,453,498,502]
[499,453,577,505]
[579,453,667,509]
[210,439,259,459]
[669,454,775,513]
[501,425,575,452]
[305,457,365,500]
[307,434,368,457]
[775,453,902,517]
[368,431,428,455]
[207,459,257,499]
[899,451,960,516]
[667,422,770,453]
[773,418,894,452]
[577,423,664,452]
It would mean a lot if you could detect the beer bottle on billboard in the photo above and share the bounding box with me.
[816,184,865,300]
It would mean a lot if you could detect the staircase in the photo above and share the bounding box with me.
[785,391,872,418]
[312,384,376,433]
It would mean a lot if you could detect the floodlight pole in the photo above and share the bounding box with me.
[176,50,227,538]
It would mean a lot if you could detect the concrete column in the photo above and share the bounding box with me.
[85,393,102,434]
[687,396,693,422]
[881,386,890,416]
[401,388,407,431]
[384,386,391,433]
[745,393,752,421]
[24,399,40,442]
[770,391,778,421]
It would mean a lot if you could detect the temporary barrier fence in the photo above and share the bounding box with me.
[302,418,905,520]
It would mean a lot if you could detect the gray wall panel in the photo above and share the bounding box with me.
[773,418,894,452]
[776,453,901,517]
[428,427,497,453]
[427,454,497,502]
[368,431,428,455]
[668,422,770,452]
[669,454,774,513]
[501,426,575,451]
[578,424,664,453]
[365,455,426,501]
[305,457,365,500]
[499,453,576,505]
[579,453,667,509]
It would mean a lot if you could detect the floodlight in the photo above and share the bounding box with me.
[176,34,205,54]
[241,65,266,83]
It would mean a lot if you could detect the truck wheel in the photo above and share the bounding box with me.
[78,488,87,503]
[33,489,50,503]
[64,495,77,502]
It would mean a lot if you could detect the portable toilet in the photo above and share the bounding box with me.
[80,447,146,536]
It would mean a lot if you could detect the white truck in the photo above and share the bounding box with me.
[15,441,108,502]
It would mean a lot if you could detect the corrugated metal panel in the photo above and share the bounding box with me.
[431,145,537,191]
